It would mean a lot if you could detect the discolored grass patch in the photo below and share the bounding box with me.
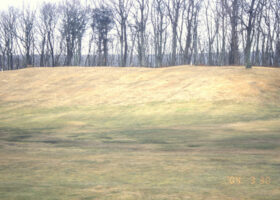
[0,102,280,199]
[0,66,280,199]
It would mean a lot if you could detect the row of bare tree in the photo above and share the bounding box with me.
[0,0,279,70]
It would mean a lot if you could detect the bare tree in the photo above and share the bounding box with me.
[192,1,202,65]
[17,6,36,67]
[223,0,240,65]
[1,0,280,69]
[151,0,168,67]
[38,2,58,67]
[215,0,227,65]
[261,0,278,66]
[166,0,184,66]
[274,0,280,66]
[240,0,264,68]
[181,0,202,65]
[91,6,114,66]
[205,0,219,65]
[0,7,18,70]
[60,0,88,66]
[110,0,132,67]
[132,0,149,66]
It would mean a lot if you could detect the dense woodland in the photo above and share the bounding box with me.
[0,0,280,70]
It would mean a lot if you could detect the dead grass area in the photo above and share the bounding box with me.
[0,66,279,107]
[0,66,280,199]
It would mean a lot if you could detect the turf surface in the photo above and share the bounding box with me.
[0,66,279,199]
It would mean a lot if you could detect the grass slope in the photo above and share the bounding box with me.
[0,66,280,200]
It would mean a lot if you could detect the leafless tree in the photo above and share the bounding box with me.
[151,0,168,67]
[60,0,88,66]
[223,0,240,65]
[166,0,184,66]
[38,2,58,67]
[17,6,36,67]
[260,0,278,66]
[274,0,280,66]
[205,0,219,65]
[110,0,132,67]
[240,0,264,68]
[181,0,202,65]
[132,0,149,66]
[0,7,18,70]
[1,0,280,69]
[91,6,114,66]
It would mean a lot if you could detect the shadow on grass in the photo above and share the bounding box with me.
[214,132,280,150]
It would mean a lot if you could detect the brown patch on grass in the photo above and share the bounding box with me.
[0,66,280,199]
[66,121,86,126]
[0,66,280,107]
[225,119,280,132]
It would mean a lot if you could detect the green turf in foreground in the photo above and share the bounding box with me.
[0,101,280,200]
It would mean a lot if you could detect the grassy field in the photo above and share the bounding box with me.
[0,66,280,199]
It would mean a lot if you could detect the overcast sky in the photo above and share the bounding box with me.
[0,0,88,10]
[0,0,43,10]
[0,0,93,11]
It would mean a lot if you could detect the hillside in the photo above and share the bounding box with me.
[1,66,280,200]
[0,66,280,107]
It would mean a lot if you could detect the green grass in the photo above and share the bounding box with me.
[0,101,280,199]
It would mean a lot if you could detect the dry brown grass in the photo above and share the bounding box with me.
[0,66,280,200]
[0,65,279,107]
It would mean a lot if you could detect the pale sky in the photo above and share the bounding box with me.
[0,0,65,10]
[0,0,93,10]
[0,0,40,9]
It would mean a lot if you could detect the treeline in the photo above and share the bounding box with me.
[0,0,280,70]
